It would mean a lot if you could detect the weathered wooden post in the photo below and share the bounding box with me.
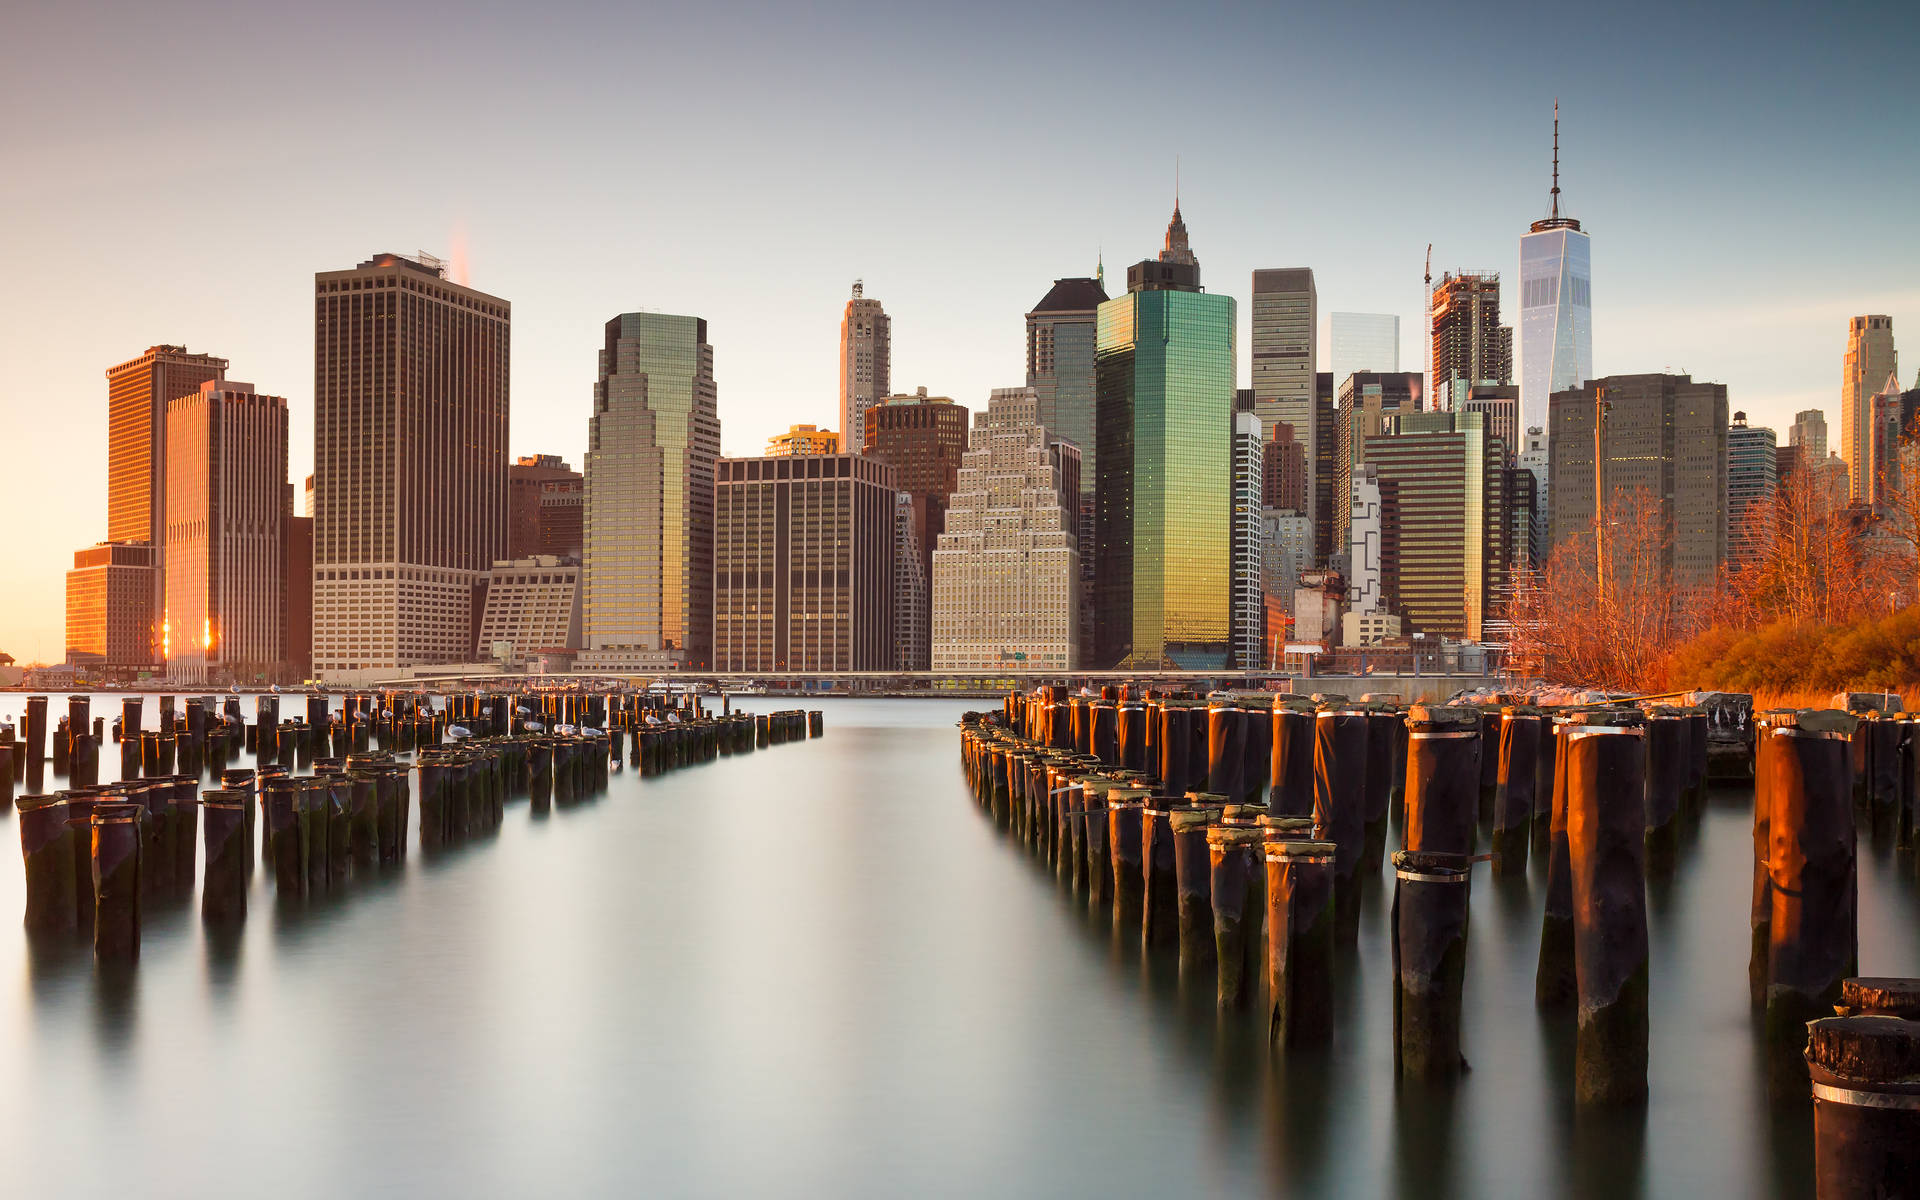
[1208,823,1264,1008]
[1642,706,1686,872]
[1118,699,1148,772]
[1242,697,1271,806]
[1361,703,1399,873]
[1266,838,1337,1049]
[1804,1011,1920,1199]
[1393,850,1473,1080]
[1107,785,1151,930]
[1160,702,1197,797]
[1313,701,1369,936]
[262,775,304,897]
[1171,799,1224,971]
[23,695,48,790]
[1207,699,1245,804]
[1761,709,1859,1092]
[1270,697,1316,817]
[1395,703,1480,1080]
[199,790,248,925]
[1565,709,1649,1105]
[18,793,75,934]
[90,802,144,961]
[1493,705,1540,875]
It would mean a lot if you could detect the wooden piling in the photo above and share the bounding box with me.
[1565,712,1650,1105]
[1805,1013,1920,1199]
[1392,850,1473,1080]
[18,794,75,934]
[90,803,144,961]
[199,790,248,925]
[1266,839,1337,1049]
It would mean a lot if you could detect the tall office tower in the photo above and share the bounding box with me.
[1312,372,1337,562]
[1363,411,1507,640]
[65,542,161,672]
[1726,412,1779,567]
[713,453,897,672]
[1428,271,1509,411]
[1458,384,1519,461]
[1518,105,1594,441]
[1230,409,1266,670]
[283,483,312,683]
[864,387,969,603]
[892,492,930,670]
[1330,313,1401,396]
[475,556,582,668]
[1264,422,1307,511]
[1094,206,1236,668]
[581,312,721,670]
[840,281,892,453]
[163,381,288,683]
[1347,463,1389,615]
[1516,426,1550,567]
[1502,467,1538,605]
[105,344,229,642]
[1251,269,1318,542]
[1789,409,1829,457]
[766,425,841,456]
[931,387,1079,671]
[1028,274,1107,664]
[1332,371,1424,551]
[1261,510,1315,646]
[1841,315,1898,499]
[1549,373,1729,590]
[312,252,508,680]
[1867,376,1920,506]
[508,455,584,560]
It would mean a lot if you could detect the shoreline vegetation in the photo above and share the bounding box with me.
[1508,461,1920,703]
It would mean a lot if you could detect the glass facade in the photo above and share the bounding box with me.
[1094,287,1235,669]
[1518,226,1593,440]
[1329,312,1400,396]
[582,312,720,667]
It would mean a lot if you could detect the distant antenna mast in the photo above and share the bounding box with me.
[1550,99,1561,221]
[1424,243,1433,411]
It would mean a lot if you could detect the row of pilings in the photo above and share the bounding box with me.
[13,690,822,966]
[961,686,1920,1200]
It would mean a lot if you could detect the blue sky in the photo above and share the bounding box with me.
[1,0,1916,658]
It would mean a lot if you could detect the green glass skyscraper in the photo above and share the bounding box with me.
[1094,205,1236,669]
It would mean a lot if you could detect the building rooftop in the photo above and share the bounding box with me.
[1029,276,1109,315]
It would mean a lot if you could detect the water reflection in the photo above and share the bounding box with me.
[0,695,1912,1197]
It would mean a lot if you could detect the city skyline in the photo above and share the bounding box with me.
[2,0,1917,657]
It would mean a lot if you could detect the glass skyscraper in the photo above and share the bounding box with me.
[581,312,720,669]
[1094,205,1235,669]
[1517,107,1593,442]
[1330,312,1400,396]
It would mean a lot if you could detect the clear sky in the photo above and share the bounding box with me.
[2,0,1916,662]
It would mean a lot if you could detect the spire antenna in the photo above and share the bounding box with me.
[1550,99,1561,220]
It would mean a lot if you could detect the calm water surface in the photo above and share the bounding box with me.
[1,695,1917,1198]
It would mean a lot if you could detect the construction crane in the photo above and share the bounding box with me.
[1424,243,1431,293]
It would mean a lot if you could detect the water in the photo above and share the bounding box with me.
[0,694,1916,1198]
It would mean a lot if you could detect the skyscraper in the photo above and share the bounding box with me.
[863,386,969,597]
[508,455,584,560]
[1095,205,1236,669]
[1549,373,1728,590]
[312,252,509,680]
[1363,411,1506,640]
[65,542,161,673]
[931,387,1079,671]
[1841,315,1897,500]
[1230,409,1266,670]
[1428,271,1510,411]
[1263,420,1307,512]
[1330,313,1401,396]
[1332,371,1424,552]
[1727,412,1778,567]
[766,425,840,456]
[1026,273,1107,664]
[840,282,891,453]
[713,453,897,672]
[1867,376,1920,506]
[163,380,288,682]
[1790,408,1829,458]
[892,492,929,670]
[581,312,720,670]
[1517,104,1594,442]
[1251,269,1317,540]
[104,344,229,646]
